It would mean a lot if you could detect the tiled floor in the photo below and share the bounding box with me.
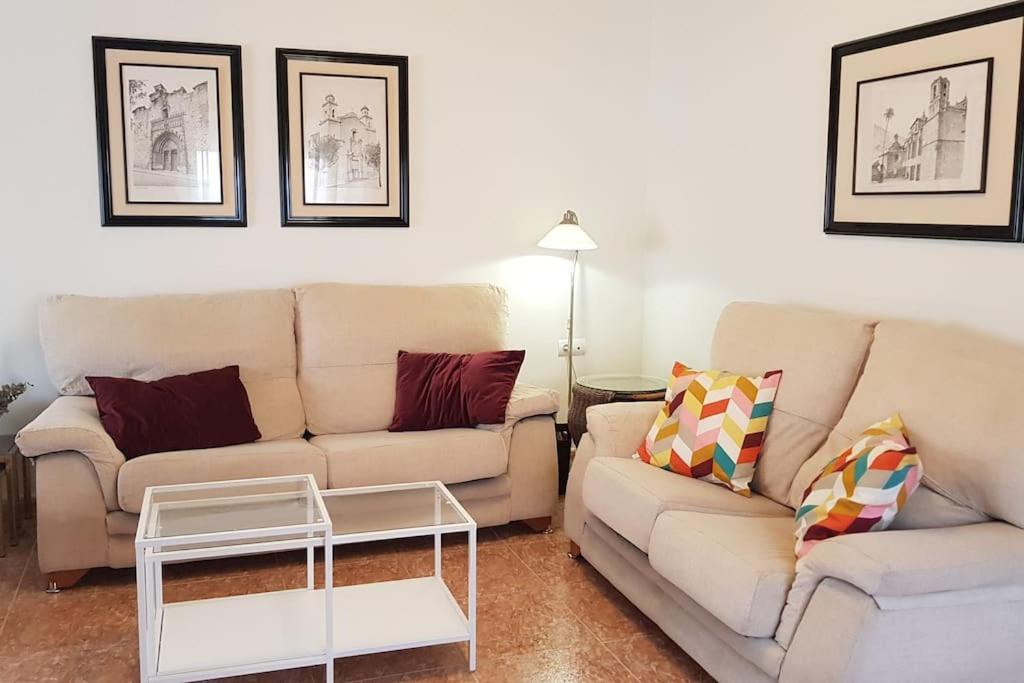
[0,502,712,682]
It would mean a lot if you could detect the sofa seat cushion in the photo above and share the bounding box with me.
[313,428,508,489]
[648,511,796,637]
[582,457,791,553]
[117,439,326,513]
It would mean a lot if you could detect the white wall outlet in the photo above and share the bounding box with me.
[557,338,587,357]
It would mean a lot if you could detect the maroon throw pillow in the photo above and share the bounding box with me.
[86,365,262,460]
[389,350,526,431]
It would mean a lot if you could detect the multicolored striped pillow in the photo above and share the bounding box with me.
[795,415,922,558]
[635,362,782,496]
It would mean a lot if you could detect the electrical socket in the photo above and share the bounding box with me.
[557,338,587,357]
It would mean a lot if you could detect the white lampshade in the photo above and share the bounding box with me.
[537,210,598,251]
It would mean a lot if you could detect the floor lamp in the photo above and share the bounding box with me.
[537,210,598,412]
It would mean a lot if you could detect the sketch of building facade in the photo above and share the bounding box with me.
[871,75,967,185]
[307,94,379,193]
[128,81,212,185]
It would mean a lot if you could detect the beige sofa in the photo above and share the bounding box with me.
[565,302,1024,683]
[17,283,559,589]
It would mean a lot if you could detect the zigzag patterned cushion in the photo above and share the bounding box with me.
[795,415,922,558]
[635,361,782,496]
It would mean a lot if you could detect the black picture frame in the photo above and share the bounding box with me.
[92,36,247,227]
[824,2,1024,241]
[276,48,410,228]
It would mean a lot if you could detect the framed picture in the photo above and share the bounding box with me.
[276,48,409,227]
[824,3,1024,241]
[92,37,247,227]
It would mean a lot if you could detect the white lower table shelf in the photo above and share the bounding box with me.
[156,576,469,679]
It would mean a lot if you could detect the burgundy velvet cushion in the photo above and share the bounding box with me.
[389,350,526,431]
[86,365,262,460]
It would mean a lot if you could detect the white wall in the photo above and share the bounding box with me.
[642,0,1024,374]
[0,0,654,430]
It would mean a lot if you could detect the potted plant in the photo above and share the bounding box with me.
[0,382,31,418]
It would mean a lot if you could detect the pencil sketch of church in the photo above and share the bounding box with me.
[124,65,221,203]
[300,73,387,206]
[871,76,967,185]
[855,59,990,194]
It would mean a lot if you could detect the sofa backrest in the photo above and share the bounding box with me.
[789,319,1023,529]
[38,290,305,442]
[295,283,509,434]
[711,302,878,506]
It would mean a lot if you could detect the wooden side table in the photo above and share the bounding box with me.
[568,374,667,446]
[0,435,26,556]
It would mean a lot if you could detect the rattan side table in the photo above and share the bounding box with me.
[568,374,667,446]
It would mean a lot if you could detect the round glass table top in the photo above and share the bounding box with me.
[576,374,667,393]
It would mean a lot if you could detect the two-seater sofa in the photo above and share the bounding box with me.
[565,302,1024,683]
[17,283,559,590]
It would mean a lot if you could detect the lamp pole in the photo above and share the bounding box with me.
[567,249,580,411]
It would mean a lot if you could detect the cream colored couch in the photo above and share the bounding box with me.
[17,283,559,588]
[565,302,1024,683]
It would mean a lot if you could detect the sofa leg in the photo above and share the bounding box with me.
[521,516,553,533]
[45,569,89,593]
[568,541,581,559]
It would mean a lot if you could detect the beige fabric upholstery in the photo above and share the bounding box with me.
[788,320,1024,527]
[564,432,598,543]
[564,402,663,543]
[106,510,139,537]
[295,283,509,434]
[711,302,877,505]
[582,457,791,552]
[313,428,507,489]
[888,486,988,529]
[585,401,663,457]
[16,396,125,510]
[117,439,326,514]
[497,384,559,425]
[35,452,110,574]
[649,512,796,637]
[582,513,784,682]
[38,290,305,441]
[506,415,558,520]
[775,522,1024,648]
[781,578,1024,683]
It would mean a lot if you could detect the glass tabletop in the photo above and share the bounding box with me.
[576,374,668,393]
[322,482,471,539]
[142,475,325,542]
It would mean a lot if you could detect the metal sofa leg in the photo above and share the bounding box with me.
[45,569,90,593]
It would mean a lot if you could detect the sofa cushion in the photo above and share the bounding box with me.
[636,361,782,496]
[582,456,791,553]
[648,511,796,638]
[117,439,326,513]
[313,428,508,489]
[390,349,525,431]
[39,289,305,442]
[88,366,261,460]
[795,415,922,558]
[711,302,877,505]
[295,283,509,435]
[788,320,1023,529]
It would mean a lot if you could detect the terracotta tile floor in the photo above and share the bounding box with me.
[0,501,713,682]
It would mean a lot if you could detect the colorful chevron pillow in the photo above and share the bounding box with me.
[635,362,782,496]
[794,415,922,559]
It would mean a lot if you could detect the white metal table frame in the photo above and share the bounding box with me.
[135,475,477,682]
[319,480,478,670]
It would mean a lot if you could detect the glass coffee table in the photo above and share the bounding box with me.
[135,475,477,682]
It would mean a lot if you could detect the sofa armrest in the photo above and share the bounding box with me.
[585,401,662,458]
[16,396,123,510]
[775,522,1024,647]
[477,383,559,435]
[801,522,1024,597]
